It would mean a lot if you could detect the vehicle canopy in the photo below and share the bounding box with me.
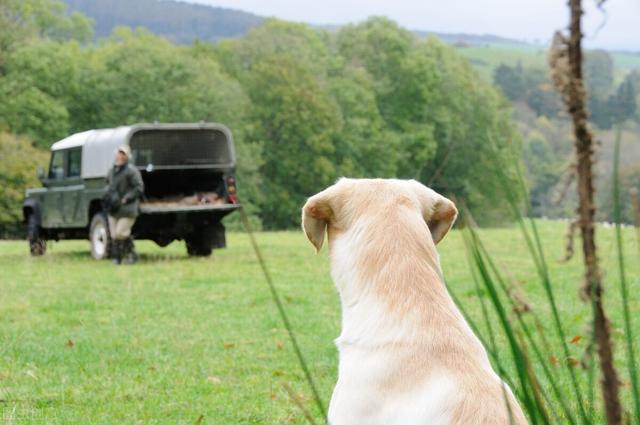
[50,123,236,179]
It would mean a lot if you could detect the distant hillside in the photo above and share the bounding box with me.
[415,31,529,47]
[62,0,263,43]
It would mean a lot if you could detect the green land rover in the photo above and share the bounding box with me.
[23,123,241,259]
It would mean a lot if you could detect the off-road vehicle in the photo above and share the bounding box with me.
[23,123,240,258]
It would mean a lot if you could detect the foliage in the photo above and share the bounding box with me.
[494,63,526,101]
[522,130,563,216]
[584,50,614,100]
[2,12,522,230]
[0,132,48,237]
[0,0,91,65]
[493,63,562,118]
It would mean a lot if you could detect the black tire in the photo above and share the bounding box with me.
[27,214,46,256]
[90,214,112,260]
[185,228,214,257]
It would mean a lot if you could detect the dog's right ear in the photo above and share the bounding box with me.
[302,195,332,253]
[410,180,458,244]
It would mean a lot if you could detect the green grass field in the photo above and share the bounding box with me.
[1,220,638,424]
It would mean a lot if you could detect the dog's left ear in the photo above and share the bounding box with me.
[411,181,458,244]
[302,195,332,253]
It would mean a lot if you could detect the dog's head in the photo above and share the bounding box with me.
[301,178,457,252]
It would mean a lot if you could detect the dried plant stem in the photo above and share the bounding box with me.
[550,1,622,423]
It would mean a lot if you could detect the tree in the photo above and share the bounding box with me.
[0,81,71,147]
[329,69,399,178]
[584,49,614,100]
[245,54,342,228]
[337,19,522,223]
[493,63,525,101]
[521,131,562,216]
[0,132,48,237]
[0,0,91,70]
[0,40,85,146]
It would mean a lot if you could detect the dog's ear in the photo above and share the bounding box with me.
[302,195,332,252]
[411,181,458,244]
[427,196,457,244]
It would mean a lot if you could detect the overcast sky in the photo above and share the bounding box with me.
[184,0,639,51]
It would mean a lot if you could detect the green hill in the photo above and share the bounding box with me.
[62,0,263,43]
[456,43,640,82]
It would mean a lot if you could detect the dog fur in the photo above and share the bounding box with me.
[302,178,527,425]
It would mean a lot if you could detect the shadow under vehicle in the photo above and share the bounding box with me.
[23,123,240,258]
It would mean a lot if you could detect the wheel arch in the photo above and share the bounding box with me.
[23,198,41,225]
[88,199,103,225]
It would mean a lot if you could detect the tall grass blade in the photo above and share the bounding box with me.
[467,224,577,424]
[487,132,591,424]
[612,124,640,422]
[466,233,547,424]
[464,225,560,424]
[239,207,326,423]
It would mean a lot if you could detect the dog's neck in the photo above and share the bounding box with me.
[329,212,463,350]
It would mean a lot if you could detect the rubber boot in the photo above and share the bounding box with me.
[124,237,138,265]
[112,240,122,265]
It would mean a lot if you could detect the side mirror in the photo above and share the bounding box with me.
[37,166,46,181]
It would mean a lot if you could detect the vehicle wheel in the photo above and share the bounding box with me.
[90,214,112,260]
[185,229,213,257]
[27,214,46,256]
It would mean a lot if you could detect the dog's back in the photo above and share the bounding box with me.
[303,179,528,425]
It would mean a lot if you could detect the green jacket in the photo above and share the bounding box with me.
[106,162,144,218]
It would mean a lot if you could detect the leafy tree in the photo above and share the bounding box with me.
[0,0,91,68]
[599,163,640,224]
[245,54,342,228]
[337,19,521,223]
[328,69,399,178]
[589,73,638,129]
[494,63,525,101]
[217,20,395,227]
[584,49,614,100]
[0,81,71,147]
[0,40,86,146]
[0,132,48,236]
[609,76,636,124]
[522,131,562,216]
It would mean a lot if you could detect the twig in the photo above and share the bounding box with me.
[559,218,579,263]
[551,160,576,206]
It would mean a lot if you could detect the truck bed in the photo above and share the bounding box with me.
[139,192,239,214]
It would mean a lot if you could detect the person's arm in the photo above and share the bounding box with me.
[122,167,144,204]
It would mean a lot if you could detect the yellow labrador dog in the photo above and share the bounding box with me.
[302,178,527,425]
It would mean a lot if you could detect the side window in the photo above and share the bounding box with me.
[48,151,65,180]
[67,148,82,178]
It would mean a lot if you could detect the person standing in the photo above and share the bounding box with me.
[105,145,144,264]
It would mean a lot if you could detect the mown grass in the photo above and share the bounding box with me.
[0,220,638,424]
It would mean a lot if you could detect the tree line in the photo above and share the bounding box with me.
[1,0,523,235]
[493,52,639,128]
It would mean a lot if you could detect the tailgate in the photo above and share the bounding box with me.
[140,203,240,214]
